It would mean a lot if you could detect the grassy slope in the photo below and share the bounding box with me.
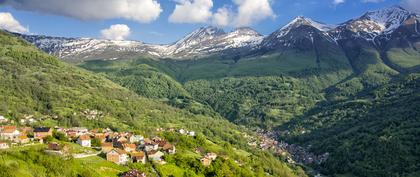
[386,48,420,71]
[0,145,129,177]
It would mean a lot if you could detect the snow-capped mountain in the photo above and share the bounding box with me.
[16,26,263,61]
[166,26,226,56]
[166,26,263,57]
[260,16,337,50]
[331,6,415,41]
[17,34,167,61]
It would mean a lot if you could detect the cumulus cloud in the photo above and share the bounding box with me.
[232,0,275,27]
[0,12,29,33]
[101,24,131,40]
[333,0,345,5]
[1,0,162,23]
[401,0,420,14]
[169,0,214,23]
[212,7,232,27]
[169,0,274,27]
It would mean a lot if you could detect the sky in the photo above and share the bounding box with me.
[0,0,418,44]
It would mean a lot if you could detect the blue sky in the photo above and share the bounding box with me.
[0,0,411,44]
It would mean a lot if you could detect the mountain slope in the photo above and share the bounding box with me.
[282,74,420,177]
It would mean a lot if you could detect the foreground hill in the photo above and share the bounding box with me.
[0,30,305,177]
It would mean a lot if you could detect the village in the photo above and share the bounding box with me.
[0,115,224,177]
[246,129,329,165]
[0,114,328,176]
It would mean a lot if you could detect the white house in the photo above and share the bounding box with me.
[148,150,165,161]
[0,116,7,123]
[129,135,144,143]
[188,131,195,137]
[0,141,9,149]
[179,129,186,134]
[77,135,91,147]
[107,149,129,165]
[0,126,20,140]
[145,142,159,152]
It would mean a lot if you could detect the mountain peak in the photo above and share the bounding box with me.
[231,27,262,36]
[272,16,334,38]
[354,5,412,34]
[194,26,226,36]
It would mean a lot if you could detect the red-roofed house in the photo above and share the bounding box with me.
[107,149,128,165]
[123,143,137,152]
[0,126,20,140]
[77,135,91,147]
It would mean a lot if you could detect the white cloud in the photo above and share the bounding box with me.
[169,0,214,23]
[232,0,275,27]
[0,12,29,33]
[169,0,275,27]
[212,7,232,27]
[1,0,162,23]
[333,0,345,5]
[101,24,131,40]
[401,0,420,14]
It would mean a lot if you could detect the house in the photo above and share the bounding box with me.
[117,136,128,143]
[162,143,176,154]
[94,133,106,143]
[123,143,136,152]
[201,152,217,167]
[144,142,158,152]
[113,136,128,149]
[152,136,162,142]
[147,150,164,162]
[48,142,62,151]
[129,135,144,143]
[0,116,7,123]
[131,151,146,164]
[179,129,186,134]
[65,130,77,139]
[188,131,195,137]
[107,149,129,165]
[0,126,20,140]
[33,127,52,140]
[71,127,88,136]
[77,135,91,147]
[206,152,218,160]
[15,134,29,144]
[157,140,167,148]
[101,142,114,153]
[0,141,9,149]
[20,127,33,134]
[120,169,146,177]
[200,157,212,167]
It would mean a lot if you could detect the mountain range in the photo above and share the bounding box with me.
[15,6,419,65]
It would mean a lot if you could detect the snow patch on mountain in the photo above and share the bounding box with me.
[276,16,335,38]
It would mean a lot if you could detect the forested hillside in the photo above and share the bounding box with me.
[0,30,305,177]
[282,74,420,177]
